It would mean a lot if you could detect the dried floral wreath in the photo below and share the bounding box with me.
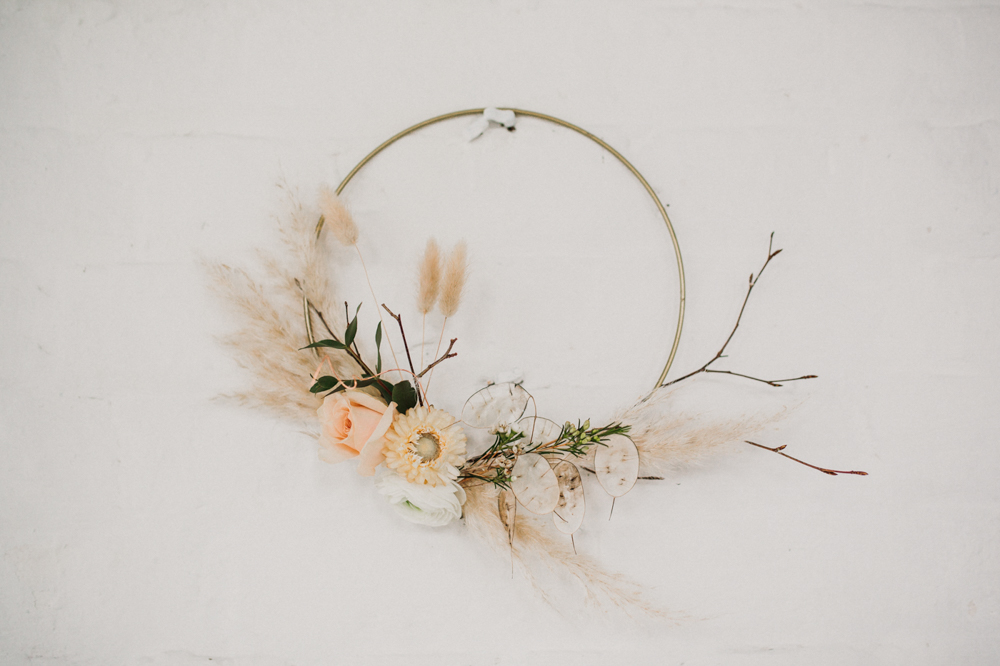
[210,108,865,616]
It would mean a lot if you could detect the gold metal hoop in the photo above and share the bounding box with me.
[315,108,686,389]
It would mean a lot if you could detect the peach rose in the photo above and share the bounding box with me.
[317,390,397,476]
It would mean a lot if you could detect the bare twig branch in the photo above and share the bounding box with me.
[661,233,816,390]
[307,301,337,340]
[704,369,818,387]
[745,441,867,476]
[425,316,449,395]
[416,338,457,378]
[382,304,423,406]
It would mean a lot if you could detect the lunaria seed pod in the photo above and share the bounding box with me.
[516,416,562,447]
[552,461,585,535]
[510,453,560,515]
[595,434,640,498]
[461,382,531,430]
[498,489,517,546]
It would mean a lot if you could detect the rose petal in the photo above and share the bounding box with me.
[317,440,358,464]
[342,389,389,413]
[355,402,398,476]
[318,397,352,441]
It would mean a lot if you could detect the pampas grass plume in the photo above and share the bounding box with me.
[462,481,665,618]
[319,186,358,246]
[439,241,468,317]
[417,238,442,314]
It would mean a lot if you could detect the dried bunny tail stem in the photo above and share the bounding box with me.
[439,240,468,318]
[417,238,442,314]
[417,238,442,368]
[462,482,669,620]
[318,186,358,246]
[426,241,468,392]
[314,185,402,376]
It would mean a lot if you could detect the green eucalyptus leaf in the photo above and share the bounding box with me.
[301,339,346,350]
[344,318,358,348]
[310,376,339,393]
[391,381,418,413]
[342,303,363,348]
[375,321,383,373]
[376,380,394,403]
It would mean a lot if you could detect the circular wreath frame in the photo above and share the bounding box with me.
[313,107,686,389]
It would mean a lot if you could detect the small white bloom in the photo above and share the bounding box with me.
[375,470,467,527]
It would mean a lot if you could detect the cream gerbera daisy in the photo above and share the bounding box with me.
[382,406,467,486]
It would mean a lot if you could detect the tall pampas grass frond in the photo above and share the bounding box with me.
[417,238,442,315]
[417,238,442,369]
[614,382,786,475]
[439,240,468,318]
[319,186,358,246]
[264,183,340,323]
[206,184,357,424]
[206,262,322,422]
[462,481,668,619]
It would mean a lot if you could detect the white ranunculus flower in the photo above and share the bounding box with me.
[375,470,467,527]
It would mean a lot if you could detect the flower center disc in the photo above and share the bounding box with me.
[414,434,440,461]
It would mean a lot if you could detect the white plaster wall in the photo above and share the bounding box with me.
[1,1,998,663]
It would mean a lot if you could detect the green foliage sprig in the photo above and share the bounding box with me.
[301,302,419,412]
[530,420,631,458]
[459,420,631,490]
[300,300,458,415]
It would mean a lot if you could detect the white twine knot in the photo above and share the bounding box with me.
[464,107,517,142]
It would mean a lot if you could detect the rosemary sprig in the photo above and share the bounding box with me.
[529,420,631,458]
[459,420,631,490]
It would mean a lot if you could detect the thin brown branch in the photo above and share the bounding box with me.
[308,301,338,340]
[744,441,868,476]
[382,304,423,406]
[416,338,457,378]
[704,369,818,387]
[660,233,815,390]
[305,300,392,398]
[424,316,449,395]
